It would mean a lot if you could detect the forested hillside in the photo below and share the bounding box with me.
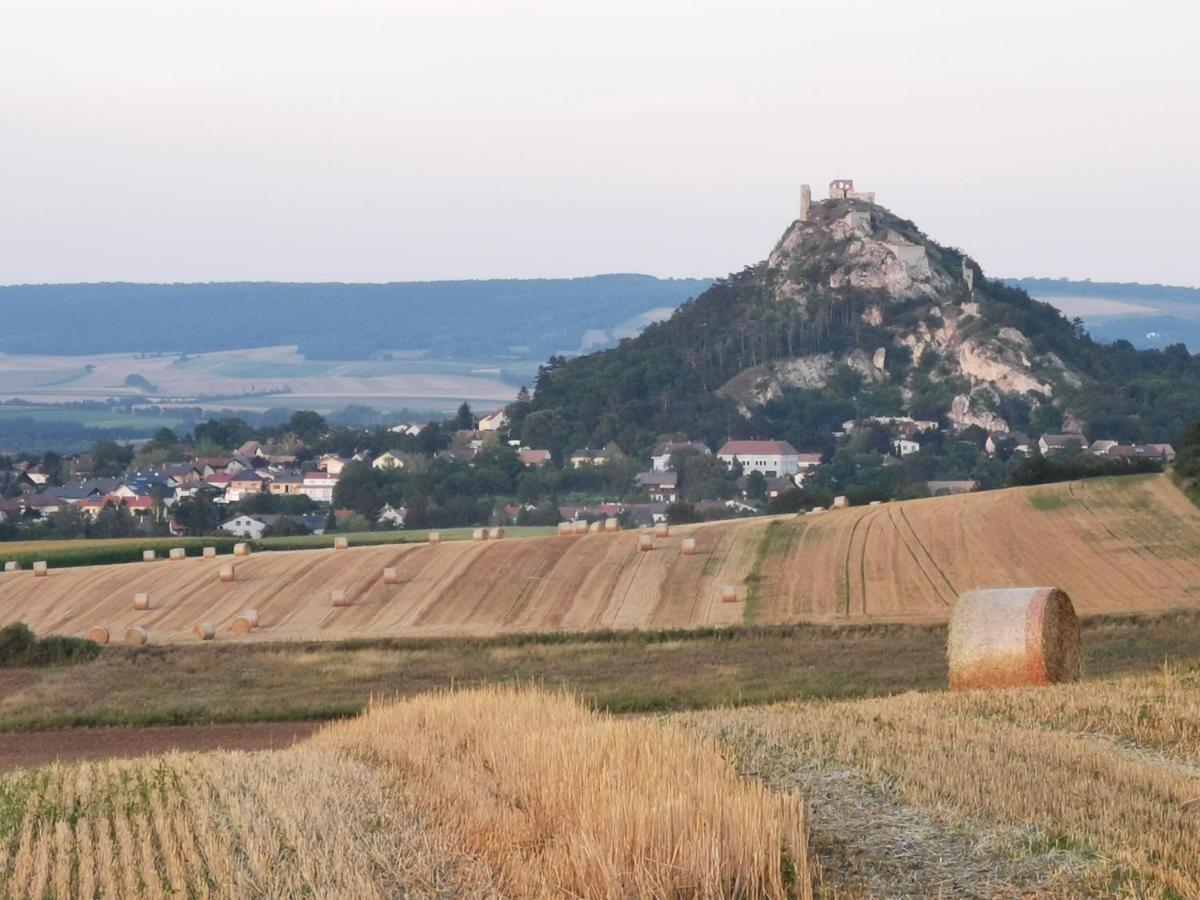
[513,199,1200,463]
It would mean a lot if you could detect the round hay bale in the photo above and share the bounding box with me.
[169,547,186,561]
[572,520,588,535]
[125,626,148,646]
[472,528,487,542]
[4,561,19,572]
[230,615,255,634]
[243,609,259,627]
[331,589,350,607]
[133,592,150,611]
[193,622,215,641]
[233,542,251,557]
[638,534,654,552]
[832,495,849,509]
[556,522,572,535]
[428,532,441,544]
[202,546,217,558]
[654,522,670,538]
[948,587,1082,691]
[383,567,399,584]
[604,518,620,533]
[681,538,697,555]
[142,550,157,562]
[488,527,504,540]
[32,561,48,577]
[333,536,349,551]
[86,626,110,645]
[218,564,236,583]
[721,584,739,603]
[588,520,603,533]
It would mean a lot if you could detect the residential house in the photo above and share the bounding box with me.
[193,457,244,477]
[737,475,794,500]
[569,448,612,468]
[986,431,1033,457]
[227,471,267,502]
[317,454,349,476]
[478,409,509,432]
[843,416,939,436]
[372,451,409,471]
[1039,434,1088,455]
[892,438,920,457]
[0,497,22,523]
[267,473,304,495]
[926,480,978,496]
[518,448,552,467]
[76,494,159,523]
[634,471,680,503]
[300,471,338,503]
[237,440,267,459]
[377,504,407,527]
[1099,443,1176,463]
[219,514,272,540]
[717,440,801,477]
[388,423,428,437]
[649,440,711,473]
[20,493,63,517]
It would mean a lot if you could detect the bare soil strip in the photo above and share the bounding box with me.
[0,721,322,773]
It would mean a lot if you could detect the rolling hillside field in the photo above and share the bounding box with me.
[1,474,1199,645]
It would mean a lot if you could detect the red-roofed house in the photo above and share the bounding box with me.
[718,440,802,477]
[301,471,338,503]
[518,449,552,467]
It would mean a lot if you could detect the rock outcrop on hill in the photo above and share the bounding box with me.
[517,188,1200,461]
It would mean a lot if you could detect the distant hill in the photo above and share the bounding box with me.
[516,195,1200,460]
[1010,277,1200,350]
[0,276,711,361]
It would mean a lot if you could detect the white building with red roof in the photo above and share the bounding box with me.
[717,440,802,477]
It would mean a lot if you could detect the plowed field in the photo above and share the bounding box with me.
[2,474,1198,644]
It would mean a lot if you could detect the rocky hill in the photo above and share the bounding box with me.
[514,190,1200,461]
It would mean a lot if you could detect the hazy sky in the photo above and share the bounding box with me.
[2,1,1197,286]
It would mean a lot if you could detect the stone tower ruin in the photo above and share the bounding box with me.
[800,184,812,221]
[828,179,876,204]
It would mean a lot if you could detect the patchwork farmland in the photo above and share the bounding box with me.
[2,474,1199,645]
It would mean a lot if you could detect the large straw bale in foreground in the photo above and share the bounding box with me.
[233,542,251,557]
[948,587,1082,690]
[428,531,441,544]
[681,538,697,555]
[142,550,156,562]
[654,522,670,538]
[604,517,620,533]
[218,564,236,583]
[3,561,19,572]
[331,589,351,607]
[333,536,349,550]
[638,534,654,552]
[86,625,109,645]
[193,622,215,641]
[125,626,148,646]
[571,520,588,535]
[133,592,150,611]
[169,547,186,561]
[472,528,487,542]
[202,546,217,558]
[32,561,47,577]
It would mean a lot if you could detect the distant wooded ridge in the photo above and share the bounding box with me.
[1,275,1194,362]
[1007,278,1200,301]
[0,276,712,360]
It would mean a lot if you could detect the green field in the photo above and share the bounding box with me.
[0,527,558,569]
[0,405,188,429]
[1,610,1197,732]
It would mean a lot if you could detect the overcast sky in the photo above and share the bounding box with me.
[2,0,1197,286]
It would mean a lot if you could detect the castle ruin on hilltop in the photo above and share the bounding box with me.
[799,179,875,221]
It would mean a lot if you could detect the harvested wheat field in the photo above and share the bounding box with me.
[2,474,1199,644]
[685,665,1200,897]
[0,687,810,899]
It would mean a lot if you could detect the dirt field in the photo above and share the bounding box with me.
[0,721,321,773]
[2,474,1199,645]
